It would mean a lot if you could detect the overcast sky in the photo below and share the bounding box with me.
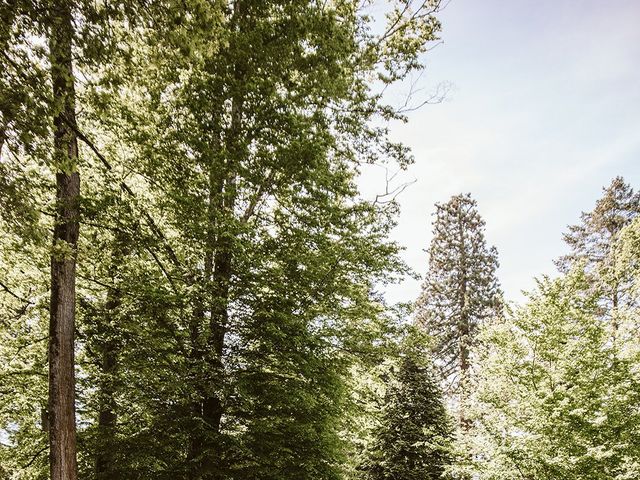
[360,0,640,305]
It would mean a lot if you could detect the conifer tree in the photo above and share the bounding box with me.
[557,176,640,326]
[415,193,501,428]
[558,177,640,272]
[362,339,452,480]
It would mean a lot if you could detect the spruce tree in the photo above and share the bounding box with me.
[362,340,452,480]
[415,193,501,427]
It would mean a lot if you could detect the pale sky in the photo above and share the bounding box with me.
[360,0,640,305]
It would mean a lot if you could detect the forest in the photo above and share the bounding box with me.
[1,1,640,479]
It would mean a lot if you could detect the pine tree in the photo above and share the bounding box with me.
[557,176,640,325]
[362,340,452,480]
[558,177,640,272]
[416,193,501,428]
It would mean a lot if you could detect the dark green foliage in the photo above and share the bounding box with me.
[362,341,452,480]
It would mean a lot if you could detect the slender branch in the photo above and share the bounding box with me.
[0,50,181,271]
[0,279,32,305]
[72,129,181,269]
[23,445,48,470]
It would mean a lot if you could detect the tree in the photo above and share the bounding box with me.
[558,177,640,273]
[361,335,452,480]
[466,271,640,480]
[608,217,640,353]
[415,193,501,428]
[85,1,443,478]
[47,3,81,478]
[557,176,640,333]
[0,1,141,476]
[0,1,446,478]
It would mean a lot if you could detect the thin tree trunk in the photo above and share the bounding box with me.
[456,206,472,480]
[95,340,117,478]
[0,126,5,160]
[187,153,218,478]
[611,287,619,337]
[48,2,79,480]
[456,205,471,432]
[95,235,128,480]
[195,92,242,479]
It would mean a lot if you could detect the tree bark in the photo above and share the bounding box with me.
[187,156,217,477]
[456,205,471,432]
[95,337,118,479]
[456,205,472,480]
[48,2,79,480]
[0,126,4,160]
[95,236,127,480]
[192,93,242,480]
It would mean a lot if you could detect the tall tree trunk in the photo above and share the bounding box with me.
[187,161,232,480]
[187,152,218,478]
[48,2,79,480]
[95,235,128,480]
[95,342,117,478]
[190,4,246,478]
[456,207,472,480]
[95,339,117,479]
[195,92,243,480]
[456,206,471,433]
[611,287,619,344]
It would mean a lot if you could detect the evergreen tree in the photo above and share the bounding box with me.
[558,177,640,273]
[362,338,452,480]
[557,176,640,330]
[415,193,501,427]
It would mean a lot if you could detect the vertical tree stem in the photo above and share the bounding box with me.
[48,2,79,479]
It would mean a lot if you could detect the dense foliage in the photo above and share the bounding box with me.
[459,179,640,480]
[2,1,640,479]
[464,269,640,479]
[0,1,443,479]
[361,335,452,480]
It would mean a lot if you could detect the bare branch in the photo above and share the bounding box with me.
[371,164,417,205]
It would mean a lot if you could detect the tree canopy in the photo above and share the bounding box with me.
[2,2,640,480]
